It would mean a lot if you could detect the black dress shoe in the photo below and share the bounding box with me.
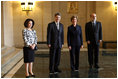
[49,71,54,74]
[74,69,79,72]
[26,76,30,78]
[31,75,35,77]
[29,72,35,77]
[94,65,100,69]
[55,69,62,73]
[89,65,93,69]
[71,69,75,71]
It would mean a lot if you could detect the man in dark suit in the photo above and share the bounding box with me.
[47,13,64,74]
[67,16,83,71]
[85,13,102,69]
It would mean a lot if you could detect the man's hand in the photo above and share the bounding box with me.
[61,45,63,48]
[48,44,51,48]
[98,40,102,43]
[87,41,90,44]
[68,46,71,50]
[81,45,83,48]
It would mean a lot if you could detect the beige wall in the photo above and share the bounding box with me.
[1,2,4,47]
[2,1,14,47]
[12,1,52,47]
[1,1,117,48]
[96,1,117,41]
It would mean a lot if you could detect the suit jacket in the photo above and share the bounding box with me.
[67,24,83,47]
[47,21,64,48]
[85,21,102,45]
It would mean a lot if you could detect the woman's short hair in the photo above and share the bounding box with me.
[24,19,35,28]
[71,16,78,22]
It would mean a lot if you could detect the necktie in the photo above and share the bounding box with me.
[92,22,94,27]
[92,22,96,32]
[57,22,59,30]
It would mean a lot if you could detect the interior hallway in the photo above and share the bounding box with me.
[1,1,117,78]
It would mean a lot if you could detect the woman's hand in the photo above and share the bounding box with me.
[30,44,35,50]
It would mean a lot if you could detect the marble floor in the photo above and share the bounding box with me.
[11,48,117,78]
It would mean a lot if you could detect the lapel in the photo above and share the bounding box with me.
[71,25,75,32]
[75,25,80,34]
[59,23,61,32]
[96,21,99,31]
[94,21,99,33]
[90,21,99,33]
[90,22,96,32]
[89,22,93,29]
[52,22,57,32]
[71,24,77,34]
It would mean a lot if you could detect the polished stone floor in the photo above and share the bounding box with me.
[12,49,117,78]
